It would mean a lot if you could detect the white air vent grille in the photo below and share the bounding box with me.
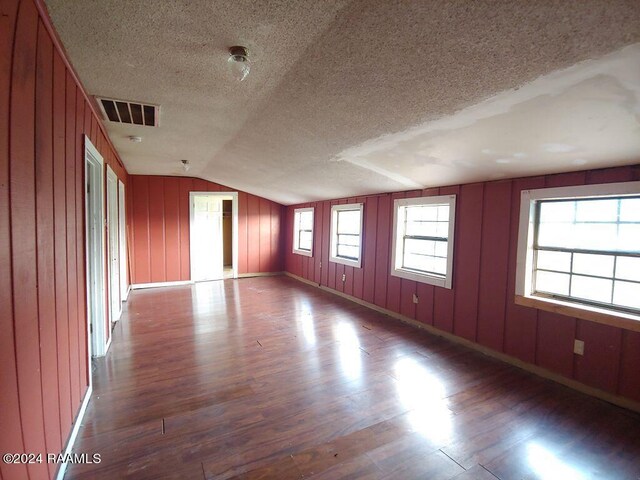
[96,97,159,127]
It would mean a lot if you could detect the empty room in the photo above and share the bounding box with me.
[2,1,640,479]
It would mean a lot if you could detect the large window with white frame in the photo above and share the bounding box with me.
[516,181,640,323]
[330,203,364,268]
[391,195,456,288]
[293,207,314,256]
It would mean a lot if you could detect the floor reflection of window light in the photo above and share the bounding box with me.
[394,358,452,443]
[336,323,362,381]
[527,443,586,480]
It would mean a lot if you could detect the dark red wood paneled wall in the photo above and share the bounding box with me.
[1,1,128,479]
[127,175,285,284]
[284,164,640,404]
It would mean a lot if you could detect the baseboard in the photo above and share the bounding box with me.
[105,335,112,354]
[55,384,93,480]
[284,272,640,414]
[238,272,284,278]
[131,280,194,290]
[123,285,131,301]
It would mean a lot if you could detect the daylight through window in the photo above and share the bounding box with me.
[293,207,314,256]
[330,204,363,268]
[391,195,456,288]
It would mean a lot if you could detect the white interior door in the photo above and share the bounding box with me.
[190,193,224,281]
[106,166,121,322]
[118,180,128,301]
[85,135,107,358]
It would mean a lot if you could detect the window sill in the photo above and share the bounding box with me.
[330,255,361,268]
[515,294,640,333]
[293,248,313,258]
[391,268,451,289]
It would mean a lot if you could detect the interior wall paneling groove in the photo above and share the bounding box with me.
[0,1,28,478]
[283,164,640,405]
[127,175,285,284]
[35,19,61,479]
[1,1,130,478]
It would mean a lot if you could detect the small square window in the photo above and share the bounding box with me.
[391,195,456,288]
[516,181,640,321]
[293,207,314,257]
[330,203,364,268]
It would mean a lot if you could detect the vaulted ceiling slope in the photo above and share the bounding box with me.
[45,0,640,205]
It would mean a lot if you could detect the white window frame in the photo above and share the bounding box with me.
[330,203,364,268]
[293,207,314,257]
[391,195,456,289]
[516,181,640,328]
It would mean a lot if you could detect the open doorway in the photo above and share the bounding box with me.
[189,192,238,281]
[84,136,107,358]
[106,165,121,323]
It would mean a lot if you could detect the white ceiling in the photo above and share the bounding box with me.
[45,0,640,205]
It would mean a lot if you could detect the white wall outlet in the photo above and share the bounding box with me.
[573,339,585,356]
[412,294,419,304]
[342,273,346,282]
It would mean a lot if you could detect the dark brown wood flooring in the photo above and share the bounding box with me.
[67,276,640,479]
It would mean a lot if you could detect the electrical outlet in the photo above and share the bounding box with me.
[573,339,585,356]
[319,261,322,269]
[412,293,419,304]
[342,273,346,282]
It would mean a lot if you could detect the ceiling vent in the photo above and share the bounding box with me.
[96,97,159,127]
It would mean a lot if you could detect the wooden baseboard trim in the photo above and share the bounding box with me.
[55,384,93,480]
[131,280,194,290]
[284,272,640,414]
[238,272,284,278]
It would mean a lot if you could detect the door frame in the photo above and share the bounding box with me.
[118,179,128,301]
[84,135,107,358]
[189,191,238,281]
[106,165,121,322]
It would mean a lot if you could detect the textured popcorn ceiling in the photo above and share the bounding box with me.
[45,0,640,205]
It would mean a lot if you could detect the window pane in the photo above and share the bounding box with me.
[337,244,359,259]
[406,220,437,237]
[574,223,618,250]
[575,199,618,222]
[571,275,613,303]
[437,205,450,221]
[620,198,640,222]
[337,210,361,234]
[402,253,446,276]
[616,256,640,282]
[535,271,570,295]
[434,240,448,257]
[539,201,575,223]
[337,234,359,247]
[299,211,313,230]
[406,205,437,222]
[299,231,312,250]
[613,280,640,309]
[572,253,614,278]
[617,224,640,252]
[433,256,447,275]
[537,223,574,248]
[405,238,435,256]
[404,253,433,272]
[536,250,571,272]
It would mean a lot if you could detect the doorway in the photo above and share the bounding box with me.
[189,192,238,281]
[118,179,128,301]
[106,166,121,323]
[84,136,107,357]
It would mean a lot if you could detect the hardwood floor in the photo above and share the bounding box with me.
[67,276,640,480]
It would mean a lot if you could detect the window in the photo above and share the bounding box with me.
[516,181,640,324]
[330,203,364,268]
[293,207,314,256]
[391,195,456,288]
